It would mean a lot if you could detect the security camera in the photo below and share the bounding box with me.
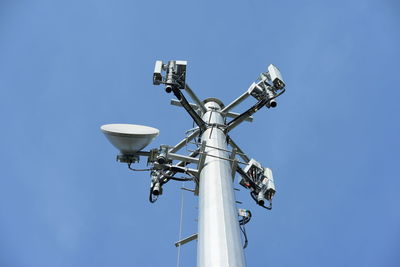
[265,88,277,108]
[248,82,277,108]
[267,64,285,90]
[248,82,264,99]
[156,146,169,164]
[257,191,265,206]
[153,60,188,91]
[152,181,161,195]
[153,60,163,85]
[240,159,277,208]
[263,167,275,200]
[165,85,173,93]
[267,99,277,108]
[175,60,187,87]
[150,171,163,196]
[166,60,187,90]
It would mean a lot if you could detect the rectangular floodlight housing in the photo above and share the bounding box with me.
[268,64,285,90]
[153,60,163,85]
[243,158,262,174]
[263,167,275,191]
[175,61,187,75]
[175,60,187,89]
[248,82,265,100]
[175,60,187,68]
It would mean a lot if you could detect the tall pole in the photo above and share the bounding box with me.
[103,60,286,267]
[197,99,246,267]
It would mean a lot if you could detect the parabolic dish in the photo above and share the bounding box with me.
[101,124,159,154]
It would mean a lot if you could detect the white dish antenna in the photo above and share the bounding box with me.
[101,124,159,154]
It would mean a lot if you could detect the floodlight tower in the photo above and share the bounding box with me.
[101,60,286,267]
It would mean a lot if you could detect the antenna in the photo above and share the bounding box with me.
[101,60,286,267]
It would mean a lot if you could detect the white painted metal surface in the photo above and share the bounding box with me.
[197,100,246,267]
[100,124,159,154]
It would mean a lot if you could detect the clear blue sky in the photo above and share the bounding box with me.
[1,0,399,266]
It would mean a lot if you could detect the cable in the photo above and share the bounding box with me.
[166,176,193,182]
[239,223,248,249]
[250,191,272,210]
[161,172,194,182]
[238,210,251,249]
[127,163,152,172]
[158,150,200,184]
[176,181,185,267]
[127,163,158,203]
[239,210,252,225]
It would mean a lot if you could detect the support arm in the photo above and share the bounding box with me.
[171,99,253,122]
[185,84,207,114]
[225,88,286,133]
[225,97,268,132]
[168,129,200,153]
[227,136,250,163]
[171,86,207,132]
[221,88,251,113]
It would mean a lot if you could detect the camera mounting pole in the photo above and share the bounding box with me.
[102,60,286,267]
[197,98,246,266]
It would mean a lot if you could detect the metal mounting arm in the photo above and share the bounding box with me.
[222,89,251,113]
[225,88,286,133]
[168,129,200,153]
[171,99,253,122]
[225,97,268,132]
[227,136,250,163]
[171,86,207,132]
[154,60,207,132]
[185,84,207,114]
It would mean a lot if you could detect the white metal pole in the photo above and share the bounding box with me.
[197,99,246,267]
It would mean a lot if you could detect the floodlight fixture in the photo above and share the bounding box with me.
[267,64,285,90]
[153,60,163,85]
[100,124,159,154]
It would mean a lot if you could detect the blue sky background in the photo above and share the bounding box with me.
[1,0,399,266]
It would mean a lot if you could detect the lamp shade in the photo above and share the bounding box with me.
[100,124,159,154]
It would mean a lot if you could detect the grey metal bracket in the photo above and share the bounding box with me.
[221,89,251,113]
[181,187,195,193]
[170,99,200,111]
[184,84,207,114]
[116,154,140,164]
[230,148,238,180]
[227,136,250,164]
[221,111,253,122]
[153,163,199,177]
[194,141,207,196]
[168,152,199,164]
[171,99,253,122]
[168,129,200,154]
[197,141,207,174]
[175,233,198,247]
[188,149,247,166]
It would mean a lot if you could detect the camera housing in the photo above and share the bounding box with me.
[248,81,277,108]
[240,159,276,205]
[267,64,285,90]
[153,60,163,85]
[153,60,187,90]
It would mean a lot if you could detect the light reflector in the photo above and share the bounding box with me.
[100,124,159,154]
